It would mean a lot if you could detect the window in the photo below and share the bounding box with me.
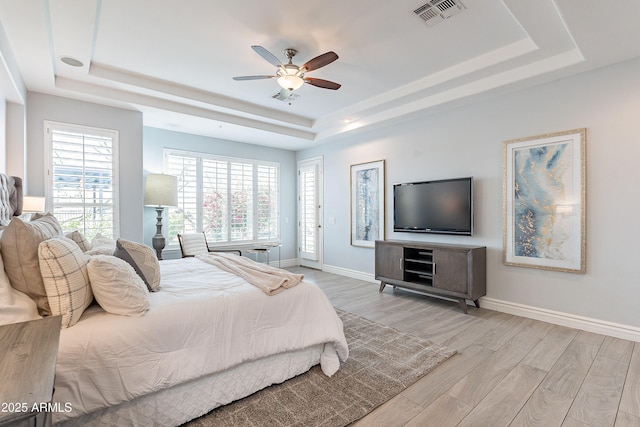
[165,149,279,246]
[45,121,119,240]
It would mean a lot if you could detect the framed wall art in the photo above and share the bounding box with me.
[503,128,586,273]
[351,160,385,248]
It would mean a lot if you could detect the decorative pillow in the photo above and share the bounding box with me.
[87,255,150,317]
[0,213,63,315]
[65,230,92,252]
[85,234,116,256]
[38,237,93,328]
[114,239,161,292]
[0,250,41,326]
[0,174,18,226]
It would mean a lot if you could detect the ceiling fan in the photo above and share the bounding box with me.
[233,46,341,99]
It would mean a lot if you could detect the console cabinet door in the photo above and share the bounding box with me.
[375,244,404,280]
[433,250,468,294]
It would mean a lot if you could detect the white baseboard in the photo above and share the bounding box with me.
[270,258,298,268]
[481,297,640,343]
[314,265,640,343]
[321,264,378,283]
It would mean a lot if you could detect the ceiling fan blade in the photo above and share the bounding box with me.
[232,75,276,81]
[251,45,282,67]
[301,51,338,72]
[304,77,341,90]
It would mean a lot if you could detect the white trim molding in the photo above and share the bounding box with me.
[273,258,298,269]
[316,264,640,343]
[481,297,640,343]
[321,264,377,284]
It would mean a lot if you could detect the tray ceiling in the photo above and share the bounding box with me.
[1,0,639,149]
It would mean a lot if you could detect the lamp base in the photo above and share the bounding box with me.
[152,206,166,260]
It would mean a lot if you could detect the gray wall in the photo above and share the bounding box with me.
[25,92,144,241]
[298,57,640,328]
[142,127,298,261]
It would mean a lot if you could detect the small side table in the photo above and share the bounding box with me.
[246,248,271,265]
[0,316,62,427]
[262,242,283,268]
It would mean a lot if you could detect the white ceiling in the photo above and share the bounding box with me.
[1,0,639,150]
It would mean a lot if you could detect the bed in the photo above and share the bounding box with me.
[0,173,349,426]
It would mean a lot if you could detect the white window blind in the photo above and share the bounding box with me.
[202,159,229,243]
[257,164,278,240]
[299,165,317,255]
[45,121,119,240]
[165,149,279,246]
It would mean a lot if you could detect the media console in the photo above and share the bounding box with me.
[375,240,486,313]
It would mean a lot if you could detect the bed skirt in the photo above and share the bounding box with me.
[54,344,323,426]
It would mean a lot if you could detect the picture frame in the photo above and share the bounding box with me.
[351,160,385,248]
[503,128,586,273]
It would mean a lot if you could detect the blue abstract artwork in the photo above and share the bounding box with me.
[513,142,572,260]
[355,167,380,242]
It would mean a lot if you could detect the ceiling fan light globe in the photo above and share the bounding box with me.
[277,75,304,91]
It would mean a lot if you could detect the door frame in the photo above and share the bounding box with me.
[297,156,323,269]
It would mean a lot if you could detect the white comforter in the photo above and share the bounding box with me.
[53,258,348,423]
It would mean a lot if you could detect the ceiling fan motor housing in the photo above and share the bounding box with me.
[284,48,298,60]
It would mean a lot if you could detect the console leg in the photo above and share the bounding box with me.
[474,299,480,308]
[457,299,468,314]
[379,282,386,293]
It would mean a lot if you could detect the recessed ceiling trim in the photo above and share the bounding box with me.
[89,63,314,128]
[55,76,316,140]
[316,48,585,141]
[0,22,26,103]
[313,38,538,130]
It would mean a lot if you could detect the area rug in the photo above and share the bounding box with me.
[185,309,456,427]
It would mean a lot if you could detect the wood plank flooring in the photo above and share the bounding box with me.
[288,267,640,427]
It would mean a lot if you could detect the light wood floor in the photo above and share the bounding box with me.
[289,267,640,427]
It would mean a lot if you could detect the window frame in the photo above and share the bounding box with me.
[44,120,120,239]
[164,148,280,248]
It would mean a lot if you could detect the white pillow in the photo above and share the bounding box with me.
[39,237,93,328]
[87,255,150,317]
[0,251,41,326]
[85,234,116,256]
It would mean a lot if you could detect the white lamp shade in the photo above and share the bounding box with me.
[144,174,178,207]
[277,75,304,91]
[277,64,304,91]
[23,196,46,213]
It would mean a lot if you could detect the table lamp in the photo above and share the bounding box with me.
[144,174,178,259]
[22,196,46,213]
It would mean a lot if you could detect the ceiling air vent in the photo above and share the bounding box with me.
[413,0,465,27]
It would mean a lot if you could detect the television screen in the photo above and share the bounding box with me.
[393,177,473,235]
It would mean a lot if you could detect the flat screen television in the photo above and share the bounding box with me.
[393,177,473,235]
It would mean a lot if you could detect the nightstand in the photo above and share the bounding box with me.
[246,247,271,265]
[0,316,62,427]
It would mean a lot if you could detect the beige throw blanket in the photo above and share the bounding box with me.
[196,252,304,295]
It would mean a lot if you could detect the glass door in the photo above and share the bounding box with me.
[298,157,323,269]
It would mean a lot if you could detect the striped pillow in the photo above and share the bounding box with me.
[39,237,93,328]
[114,239,161,292]
[64,230,92,252]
